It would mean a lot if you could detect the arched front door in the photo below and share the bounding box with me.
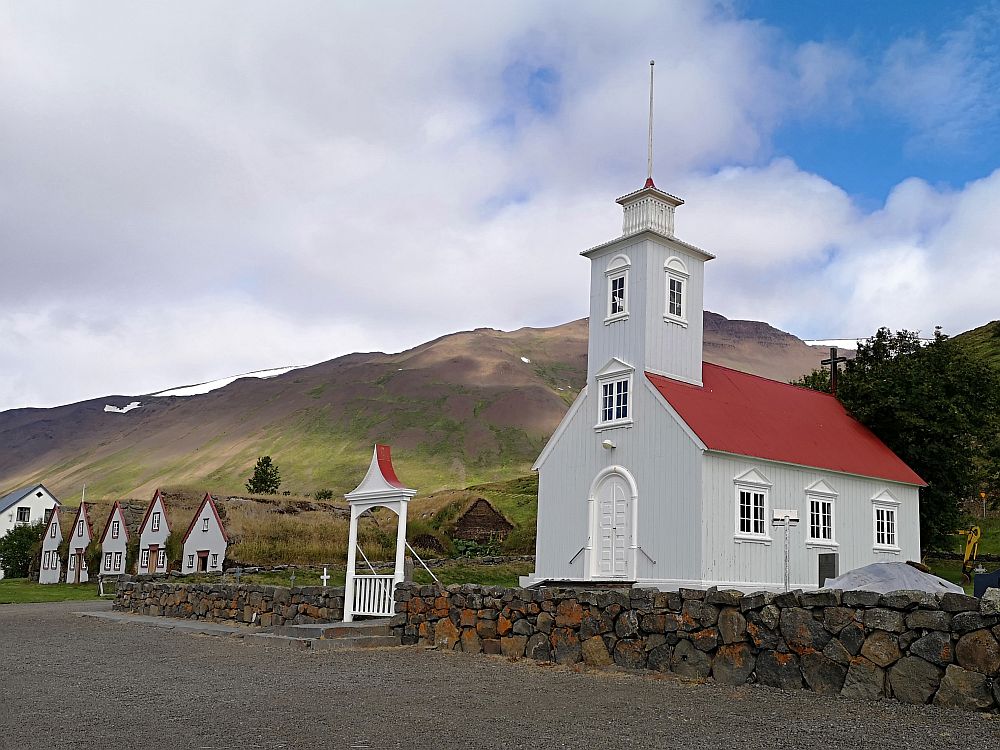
[592,471,631,578]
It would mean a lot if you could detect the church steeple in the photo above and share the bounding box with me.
[580,60,713,387]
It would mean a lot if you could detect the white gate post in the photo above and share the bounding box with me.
[344,445,416,622]
[343,504,361,622]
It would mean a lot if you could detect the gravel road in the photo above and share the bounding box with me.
[1,600,997,749]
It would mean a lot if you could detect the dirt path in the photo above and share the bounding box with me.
[1,601,997,749]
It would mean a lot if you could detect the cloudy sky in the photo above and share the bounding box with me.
[2,1,999,412]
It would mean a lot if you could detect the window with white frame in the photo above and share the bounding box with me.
[805,482,837,545]
[874,505,898,548]
[69,554,76,570]
[664,257,689,324]
[604,255,630,322]
[77,520,84,536]
[16,507,30,524]
[114,552,122,569]
[600,377,630,424]
[104,552,113,570]
[202,518,210,532]
[112,520,120,539]
[187,554,195,568]
[50,522,56,538]
[140,549,150,569]
[43,551,50,569]
[157,549,166,568]
[871,491,900,550]
[734,469,771,540]
[211,553,219,567]
[151,511,160,532]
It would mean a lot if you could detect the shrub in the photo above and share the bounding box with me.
[0,521,45,578]
[314,489,334,500]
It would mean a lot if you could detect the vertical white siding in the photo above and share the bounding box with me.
[100,507,129,576]
[701,453,921,590]
[139,497,171,573]
[182,510,228,575]
[39,512,62,585]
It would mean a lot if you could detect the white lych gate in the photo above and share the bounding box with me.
[343,445,416,622]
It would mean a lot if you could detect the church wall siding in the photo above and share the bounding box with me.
[531,382,704,583]
[701,453,921,589]
[586,238,649,382]
[642,240,705,385]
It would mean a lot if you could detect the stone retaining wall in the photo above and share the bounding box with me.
[392,583,1000,713]
[114,576,344,626]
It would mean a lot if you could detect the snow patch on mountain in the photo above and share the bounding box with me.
[150,366,301,398]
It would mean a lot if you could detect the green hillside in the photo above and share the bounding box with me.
[955,320,1000,368]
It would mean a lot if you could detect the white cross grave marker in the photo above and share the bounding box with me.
[321,567,330,587]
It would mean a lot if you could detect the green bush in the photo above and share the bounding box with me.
[502,526,536,555]
[314,489,334,500]
[0,521,45,578]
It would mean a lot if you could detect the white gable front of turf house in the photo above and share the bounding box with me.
[522,177,923,593]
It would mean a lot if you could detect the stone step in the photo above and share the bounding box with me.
[271,618,393,639]
[311,634,400,650]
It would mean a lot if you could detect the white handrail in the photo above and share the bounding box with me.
[404,541,441,585]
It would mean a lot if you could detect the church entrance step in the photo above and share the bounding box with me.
[268,617,397,644]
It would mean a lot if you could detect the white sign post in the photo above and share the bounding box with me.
[320,567,330,587]
[772,509,800,592]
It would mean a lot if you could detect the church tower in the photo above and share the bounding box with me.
[583,61,714,396]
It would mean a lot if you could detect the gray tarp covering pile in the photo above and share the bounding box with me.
[823,561,965,594]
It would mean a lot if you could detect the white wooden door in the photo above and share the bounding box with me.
[594,474,630,578]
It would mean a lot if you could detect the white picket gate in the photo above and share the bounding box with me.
[352,574,396,617]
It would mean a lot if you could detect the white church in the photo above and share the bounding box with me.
[522,176,924,592]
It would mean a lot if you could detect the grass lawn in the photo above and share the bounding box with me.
[0,578,103,605]
[183,559,535,589]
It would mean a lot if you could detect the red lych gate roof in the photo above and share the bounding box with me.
[376,444,406,489]
[646,364,925,486]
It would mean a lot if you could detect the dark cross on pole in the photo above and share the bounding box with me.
[821,347,848,395]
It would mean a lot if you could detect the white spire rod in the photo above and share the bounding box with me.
[647,59,655,183]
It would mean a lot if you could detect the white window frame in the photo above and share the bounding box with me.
[112,520,120,539]
[43,550,50,569]
[734,469,772,543]
[664,257,689,327]
[140,549,150,569]
[50,523,56,538]
[15,507,30,524]
[805,481,838,548]
[211,553,219,568]
[114,551,122,570]
[872,491,901,552]
[77,520,84,537]
[157,549,166,568]
[187,554,195,568]
[151,511,160,532]
[104,552,113,571]
[604,254,631,324]
[69,554,76,571]
[202,518,210,532]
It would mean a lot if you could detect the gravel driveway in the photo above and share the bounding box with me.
[1,600,997,749]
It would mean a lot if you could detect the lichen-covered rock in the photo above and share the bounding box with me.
[823,607,856,634]
[434,618,460,650]
[905,609,951,631]
[525,632,551,661]
[863,608,905,633]
[939,593,980,613]
[838,623,866,656]
[801,590,840,608]
[980,588,1000,616]
[691,627,720,652]
[755,650,803,690]
[718,607,747,644]
[821,637,852,666]
[705,588,743,607]
[613,639,647,669]
[908,631,953,666]
[933,665,995,711]
[554,599,584,628]
[888,656,942,704]
[549,628,581,664]
[842,590,880,608]
[860,630,901,668]
[647,643,673,672]
[580,636,613,667]
[840,657,885,701]
[615,610,640,638]
[460,629,482,653]
[712,642,755,685]
[535,611,554,633]
[879,590,935,611]
[512,618,533,636]
[954,629,1000,674]
[780,607,831,655]
[801,652,848,695]
[671,638,712,679]
[500,634,528,658]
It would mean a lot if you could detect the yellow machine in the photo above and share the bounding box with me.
[957,526,982,583]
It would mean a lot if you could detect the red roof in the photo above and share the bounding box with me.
[646,364,925,485]
[375,444,406,489]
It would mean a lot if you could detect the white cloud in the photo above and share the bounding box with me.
[0,2,997,411]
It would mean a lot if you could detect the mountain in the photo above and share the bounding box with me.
[955,319,1000,369]
[0,312,837,500]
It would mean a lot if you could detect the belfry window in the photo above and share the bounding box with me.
[604,254,631,323]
